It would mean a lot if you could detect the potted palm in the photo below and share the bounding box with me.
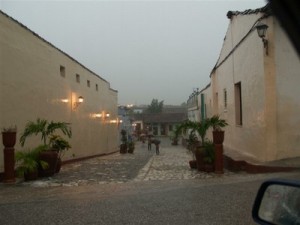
[127,141,135,153]
[187,131,198,169]
[171,124,182,145]
[49,134,71,173]
[120,129,128,154]
[176,119,211,171]
[203,140,215,172]
[170,132,178,146]
[209,115,228,174]
[15,145,48,181]
[19,118,72,177]
[209,115,228,144]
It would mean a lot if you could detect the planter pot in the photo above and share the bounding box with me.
[195,147,205,171]
[189,160,197,169]
[38,150,58,177]
[120,144,127,154]
[55,158,62,173]
[24,170,38,181]
[128,148,134,154]
[213,131,225,144]
[172,139,178,145]
[2,131,16,148]
[204,163,215,173]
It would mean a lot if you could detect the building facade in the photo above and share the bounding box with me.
[132,106,187,137]
[0,11,119,173]
[199,5,300,162]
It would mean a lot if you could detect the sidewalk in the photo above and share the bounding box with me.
[224,147,300,173]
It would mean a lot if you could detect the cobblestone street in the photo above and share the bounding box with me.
[16,137,258,188]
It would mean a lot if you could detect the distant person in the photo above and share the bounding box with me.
[148,136,152,150]
[154,139,160,155]
[155,143,159,155]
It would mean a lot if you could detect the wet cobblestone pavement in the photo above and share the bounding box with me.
[16,138,256,187]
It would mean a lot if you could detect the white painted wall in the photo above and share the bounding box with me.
[274,19,300,159]
[210,12,300,162]
[0,12,118,172]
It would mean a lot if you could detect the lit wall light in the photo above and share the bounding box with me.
[61,99,69,103]
[93,112,110,119]
[73,96,84,110]
[256,21,269,55]
[94,113,102,118]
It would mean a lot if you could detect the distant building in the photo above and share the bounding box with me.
[132,106,187,137]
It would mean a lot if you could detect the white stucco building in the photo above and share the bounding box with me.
[0,11,119,175]
[197,5,300,162]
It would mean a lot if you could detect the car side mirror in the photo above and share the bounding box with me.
[252,179,300,225]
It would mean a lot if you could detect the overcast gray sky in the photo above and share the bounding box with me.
[1,0,265,105]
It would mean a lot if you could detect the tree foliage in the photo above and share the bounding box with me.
[146,99,164,113]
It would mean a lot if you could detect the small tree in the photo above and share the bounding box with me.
[146,99,164,113]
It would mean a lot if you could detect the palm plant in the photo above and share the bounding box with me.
[178,119,210,145]
[15,145,48,178]
[203,140,215,163]
[18,118,72,177]
[20,118,72,147]
[49,134,71,157]
[169,124,182,145]
[209,115,228,131]
[176,119,213,170]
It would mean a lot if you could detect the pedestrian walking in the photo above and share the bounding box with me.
[148,136,152,150]
[152,139,160,155]
[155,143,160,155]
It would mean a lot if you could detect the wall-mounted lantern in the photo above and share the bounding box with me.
[94,113,102,118]
[73,96,84,110]
[256,21,269,55]
[93,112,110,119]
[61,99,69,103]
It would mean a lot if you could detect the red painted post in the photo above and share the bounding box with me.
[214,144,224,174]
[3,147,16,183]
[2,131,17,183]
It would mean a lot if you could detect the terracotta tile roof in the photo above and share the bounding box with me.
[227,4,271,19]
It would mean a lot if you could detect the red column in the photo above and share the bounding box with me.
[3,147,16,183]
[214,144,224,174]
